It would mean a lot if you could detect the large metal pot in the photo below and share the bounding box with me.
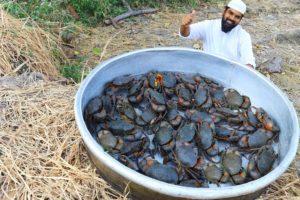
[74,47,299,200]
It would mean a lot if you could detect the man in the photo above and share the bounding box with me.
[180,0,256,68]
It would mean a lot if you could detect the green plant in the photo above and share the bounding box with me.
[1,0,73,23]
[59,64,87,83]
[68,0,126,26]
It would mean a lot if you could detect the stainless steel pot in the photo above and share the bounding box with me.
[74,47,299,200]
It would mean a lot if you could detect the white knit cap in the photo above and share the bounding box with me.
[227,0,247,14]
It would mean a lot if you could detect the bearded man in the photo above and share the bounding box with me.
[180,0,256,68]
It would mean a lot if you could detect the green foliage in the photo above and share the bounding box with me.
[69,0,123,26]
[92,47,101,56]
[59,64,87,83]
[1,0,73,23]
[1,0,207,26]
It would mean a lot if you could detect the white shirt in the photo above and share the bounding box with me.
[180,19,256,68]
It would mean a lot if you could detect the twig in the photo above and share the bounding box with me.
[105,0,159,28]
[99,30,122,63]
[109,17,121,29]
[113,8,159,23]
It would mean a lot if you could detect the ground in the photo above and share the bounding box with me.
[1,0,299,199]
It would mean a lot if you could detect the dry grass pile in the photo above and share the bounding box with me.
[0,82,127,199]
[259,165,300,200]
[0,8,64,77]
[0,80,299,200]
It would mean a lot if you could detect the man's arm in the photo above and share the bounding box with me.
[180,25,190,37]
[180,10,196,37]
[240,32,256,68]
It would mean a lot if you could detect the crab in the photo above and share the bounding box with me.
[224,88,252,110]
[210,87,226,108]
[116,96,136,121]
[120,136,150,156]
[122,128,145,141]
[238,128,274,149]
[101,95,115,118]
[85,96,108,122]
[176,123,196,143]
[176,72,197,90]
[185,109,214,125]
[194,85,208,108]
[204,163,229,184]
[103,75,134,95]
[144,88,167,113]
[147,71,177,95]
[241,107,259,129]
[197,122,219,156]
[107,119,135,135]
[138,153,178,184]
[175,83,193,108]
[175,142,198,167]
[215,123,248,142]
[222,149,246,184]
[166,104,183,127]
[201,92,213,110]
[192,73,206,85]
[128,78,145,104]
[97,130,124,151]
[241,95,251,109]
[154,121,175,152]
[138,105,158,125]
[247,145,277,180]
[119,155,139,171]
[224,88,243,109]
[111,74,134,88]
[85,96,102,117]
[255,107,280,132]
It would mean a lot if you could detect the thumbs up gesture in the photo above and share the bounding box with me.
[181,10,196,26]
[180,10,196,37]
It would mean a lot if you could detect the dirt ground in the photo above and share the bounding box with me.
[1,0,300,199]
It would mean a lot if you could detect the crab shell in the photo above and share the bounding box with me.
[247,145,277,179]
[222,149,242,176]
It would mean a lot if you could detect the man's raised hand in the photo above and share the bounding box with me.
[180,10,196,37]
[181,10,196,26]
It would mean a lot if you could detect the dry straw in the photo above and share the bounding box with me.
[0,8,64,77]
[0,81,128,200]
[0,79,299,200]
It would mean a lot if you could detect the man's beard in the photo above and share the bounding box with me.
[221,17,238,33]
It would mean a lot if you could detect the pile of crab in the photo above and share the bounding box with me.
[84,71,279,187]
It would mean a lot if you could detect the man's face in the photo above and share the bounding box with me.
[221,8,243,33]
